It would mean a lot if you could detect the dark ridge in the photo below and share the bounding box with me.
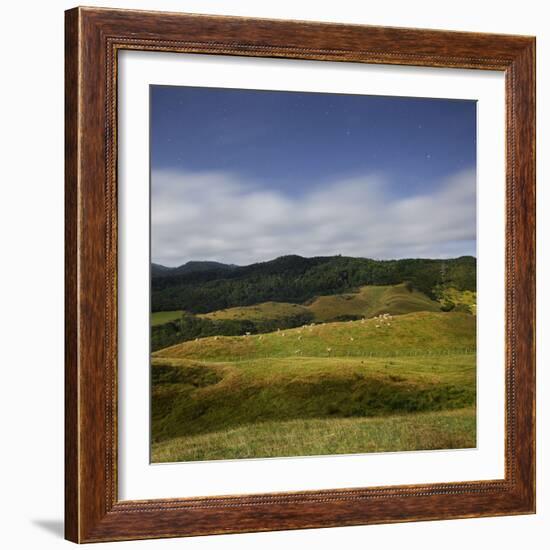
[151,254,476,314]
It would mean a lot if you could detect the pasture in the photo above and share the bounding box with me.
[151,310,184,326]
[151,311,476,462]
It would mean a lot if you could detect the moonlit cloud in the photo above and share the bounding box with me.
[151,168,476,267]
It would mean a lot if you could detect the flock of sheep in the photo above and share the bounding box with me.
[192,313,397,347]
[247,313,396,341]
[373,313,393,328]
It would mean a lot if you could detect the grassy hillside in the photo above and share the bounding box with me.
[151,310,184,326]
[152,352,475,444]
[152,311,476,461]
[195,283,441,325]
[199,301,311,322]
[151,283,452,353]
[154,311,475,362]
[307,283,440,321]
[152,408,475,462]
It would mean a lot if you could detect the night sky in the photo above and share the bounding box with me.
[151,85,476,267]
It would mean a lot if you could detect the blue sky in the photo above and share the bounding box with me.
[151,85,476,267]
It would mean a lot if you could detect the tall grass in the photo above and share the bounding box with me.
[152,408,476,462]
[152,353,476,444]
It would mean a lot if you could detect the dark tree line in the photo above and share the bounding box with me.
[151,254,476,314]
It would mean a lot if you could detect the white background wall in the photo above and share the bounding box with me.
[0,1,547,548]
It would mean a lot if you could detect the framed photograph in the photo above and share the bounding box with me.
[65,7,536,543]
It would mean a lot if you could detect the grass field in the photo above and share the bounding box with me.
[151,310,184,326]
[154,311,475,361]
[151,283,444,329]
[199,301,310,321]
[152,311,476,462]
[198,284,440,324]
[152,408,475,462]
[306,283,441,321]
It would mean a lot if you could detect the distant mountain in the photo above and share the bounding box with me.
[151,254,476,314]
[152,261,237,278]
[151,263,173,277]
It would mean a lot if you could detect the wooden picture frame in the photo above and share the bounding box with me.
[65,6,536,543]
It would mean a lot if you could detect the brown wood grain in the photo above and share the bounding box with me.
[64,7,79,543]
[64,6,536,543]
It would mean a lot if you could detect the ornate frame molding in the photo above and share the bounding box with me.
[65,7,535,542]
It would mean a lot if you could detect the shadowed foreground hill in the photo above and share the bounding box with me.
[152,311,476,462]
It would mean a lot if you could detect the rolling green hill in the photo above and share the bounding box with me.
[151,280,474,347]
[154,311,475,361]
[152,353,475,446]
[306,283,441,321]
[198,301,311,322]
[152,311,476,461]
[150,255,477,462]
[193,283,441,325]
[151,283,453,351]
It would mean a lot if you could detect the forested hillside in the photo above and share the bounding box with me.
[152,255,476,313]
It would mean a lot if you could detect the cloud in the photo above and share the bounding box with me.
[151,168,476,266]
